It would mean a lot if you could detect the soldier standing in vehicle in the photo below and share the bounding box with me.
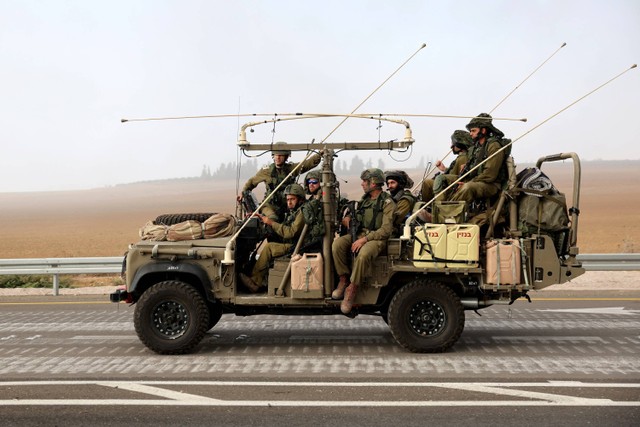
[450,113,506,203]
[384,170,416,236]
[239,184,306,293]
[420,130,472,202]
[331,168,395,314]
[238,142,321,221]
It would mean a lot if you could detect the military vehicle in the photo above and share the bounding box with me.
[111,114,585,354]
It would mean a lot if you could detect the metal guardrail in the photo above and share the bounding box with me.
[0,254,638,296]
[0,257,123,296]
[577,253,640,271]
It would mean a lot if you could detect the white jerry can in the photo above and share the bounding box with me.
[413,223,447,268]
[445,224,479,268]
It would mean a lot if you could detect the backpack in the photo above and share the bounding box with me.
[515,167,570,255]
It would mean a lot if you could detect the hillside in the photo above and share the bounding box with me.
[1,160,639,257]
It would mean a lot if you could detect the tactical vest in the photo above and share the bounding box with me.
[301,198,325,248]
[356,192,391,232]
[463,137,509,185]
[265,164,297,212]
[281,205,302,245]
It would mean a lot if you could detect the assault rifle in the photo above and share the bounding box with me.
[241,190,259,216]
[346,201,360,260]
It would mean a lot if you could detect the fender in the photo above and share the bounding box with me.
[130,261,214,302]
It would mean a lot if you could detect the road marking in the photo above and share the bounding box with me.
[0,381,638,407]
[537,307,640,315]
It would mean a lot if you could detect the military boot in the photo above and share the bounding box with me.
[331,275,349,300]
[239,273,261,293]
[340,283,359,314]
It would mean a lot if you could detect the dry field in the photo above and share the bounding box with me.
[1,160,639,259]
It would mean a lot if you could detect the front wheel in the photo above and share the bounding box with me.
[387,280,464,353]
[134,280,209,354]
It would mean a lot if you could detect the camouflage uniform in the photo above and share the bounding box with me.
[300,170,324,253]
[249,192,306,287]
[243,152,321,220]
[385,170,416,236]
[332,187,395,286]
[420,130,471,202]
[450,114,506,203]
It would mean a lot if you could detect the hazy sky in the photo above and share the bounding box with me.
[1,0,638,192]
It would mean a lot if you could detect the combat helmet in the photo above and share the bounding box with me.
[284,183,305,199]
[360,168,385,185]
[384,170,414,188]
[465,113,504,138]
[450,130,473,150]
[271,141,291,156]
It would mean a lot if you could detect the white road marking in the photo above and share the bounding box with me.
[537,307,640,315]
[0,381,638,407]
[96,382,223,403]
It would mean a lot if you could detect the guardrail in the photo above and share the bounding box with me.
[0,257,123,296]
[0,254,638,296]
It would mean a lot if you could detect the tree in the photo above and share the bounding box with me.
[350,155,365,174]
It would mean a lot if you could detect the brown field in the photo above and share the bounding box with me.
[1,160,639,259]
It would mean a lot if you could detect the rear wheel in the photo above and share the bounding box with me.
[134,280,208,354]
[387,279,464,353]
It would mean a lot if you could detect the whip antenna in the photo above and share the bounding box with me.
[490,42,567,114]
[320,43,427,143]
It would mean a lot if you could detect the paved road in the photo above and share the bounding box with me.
[1,292,640,426]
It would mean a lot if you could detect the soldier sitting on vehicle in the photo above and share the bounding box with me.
[420,130,472,203]
[238,142,321,221]
[384,170,417,236]
[299,170,325,253]
[331,168,395,314]
[239,184,306,293]
[450,113,507,205]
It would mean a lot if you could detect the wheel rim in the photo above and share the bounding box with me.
[152,300,189,339]
[408,299,446,336]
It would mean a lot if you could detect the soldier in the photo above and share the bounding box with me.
[238,142,321,221]
[299,170,325,253]
[331,168,395,314]
[420,130,472,202]
[384,170,416,236]
[239,183,306,293]
[304,170,322,201]
[450,113,506,204]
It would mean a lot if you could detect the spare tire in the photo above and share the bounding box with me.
[154,213,216,226]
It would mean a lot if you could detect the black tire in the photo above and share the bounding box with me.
[133,280,209,354]
[387,280,465,353]
[155,213,216,225]
[207,301,223,331]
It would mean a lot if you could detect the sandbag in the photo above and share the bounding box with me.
[139,221,168,241]
[202,213,236,238]
[167,220,203,242]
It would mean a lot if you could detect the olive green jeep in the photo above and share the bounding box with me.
[111,116,585,354]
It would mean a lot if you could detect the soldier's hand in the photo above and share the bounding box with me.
[341,216,351,228]
[236,194,242,203]
[351,236,367,254]
[258,214,274,226]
